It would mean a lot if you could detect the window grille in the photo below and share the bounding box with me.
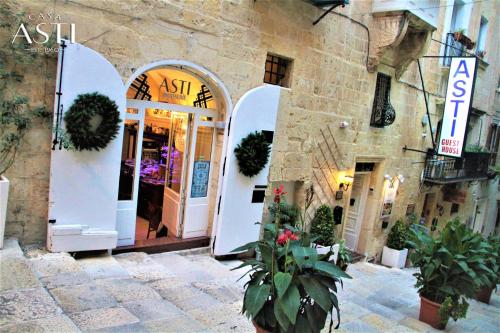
[130,74,152,100]
[264,54,292,87]
[370,73,395,128]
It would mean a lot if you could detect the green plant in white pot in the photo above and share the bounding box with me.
[381,219,410,268]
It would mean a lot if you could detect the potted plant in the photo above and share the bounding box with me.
[232,186,351,333]
[453,29,476,50]
[408,219,486,329]
[335,240,352,271]
[475,235,499,304]
[453,28,466,42]
[310,205,338,261]
[381,219,410,268]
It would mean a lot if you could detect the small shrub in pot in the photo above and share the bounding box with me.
[381,219,410,268]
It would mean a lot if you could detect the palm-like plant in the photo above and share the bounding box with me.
[232,186,351,333]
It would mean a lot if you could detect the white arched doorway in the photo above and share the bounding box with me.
[116,62,233,247]
[47,41,281,255]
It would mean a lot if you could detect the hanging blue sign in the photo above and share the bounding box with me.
[191,160,210,198]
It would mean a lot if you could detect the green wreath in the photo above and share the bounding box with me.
[234,131,271,177]
[64,92,121,151]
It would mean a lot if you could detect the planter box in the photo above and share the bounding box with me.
[381,246,408,268]
[314,243,340,263]
[0,175,9,249]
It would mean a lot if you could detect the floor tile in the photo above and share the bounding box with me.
[50,283,117,313]
[69,307,139,331]
[96,278,162,303]
[0,288,61,326]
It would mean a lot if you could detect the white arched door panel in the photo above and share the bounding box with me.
[48,42,126,252]
[212,85,281,256]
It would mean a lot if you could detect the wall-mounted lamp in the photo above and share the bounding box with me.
[339,175,354,191]
[384,174,405,188]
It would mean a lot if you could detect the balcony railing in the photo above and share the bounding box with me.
[442,33,466,67]
[423,152,491,184]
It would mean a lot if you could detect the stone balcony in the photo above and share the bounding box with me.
[368,0,439,78]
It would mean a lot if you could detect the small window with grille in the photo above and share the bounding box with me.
[370,73,395,128]
[264,54,292,87]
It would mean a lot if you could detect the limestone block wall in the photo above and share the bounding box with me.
[0,46,56,244]
[2,0,498,249]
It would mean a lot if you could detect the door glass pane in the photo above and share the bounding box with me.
[166,113,188,193]
[191,126,214,198]
[118,119,139,200]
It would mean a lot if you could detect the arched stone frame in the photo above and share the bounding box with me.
[125,60,233,121]
[124,60,234,243]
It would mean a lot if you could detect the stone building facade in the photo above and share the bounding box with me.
[2,0,499,259]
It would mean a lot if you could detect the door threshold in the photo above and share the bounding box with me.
[113,236,210,254]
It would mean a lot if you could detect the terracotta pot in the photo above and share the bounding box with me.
[475,286,494,304]
[419,296,447,330]
[253,321,271,333]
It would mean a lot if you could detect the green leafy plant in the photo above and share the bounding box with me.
[464,144,490,153]
[336,240,352,271]
[310,205,335,247]
[407,218,489,325]
[269,201,299,227]
[438,296,469,325]
[0,5,53,175]
[232,186,351,333]
[386,219,410,250]
[234,131,271,177]
[477,235,500,290]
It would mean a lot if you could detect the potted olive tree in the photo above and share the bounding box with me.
[381,220,410,268]
[475,235,499,304]
[232,186,351,333]
[408,219,486,329]
[310,205,339,262]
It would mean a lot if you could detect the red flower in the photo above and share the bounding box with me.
[276,229,299,245]
[273,185,287,203]
[277,233,288,246]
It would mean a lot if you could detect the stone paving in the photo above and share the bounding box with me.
[1,238,499,333]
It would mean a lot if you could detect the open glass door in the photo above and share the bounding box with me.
[116,107,145,246]
[162,112,190,237]
[182,117,216,238]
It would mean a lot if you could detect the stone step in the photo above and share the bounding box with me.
[1,238,41,292]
